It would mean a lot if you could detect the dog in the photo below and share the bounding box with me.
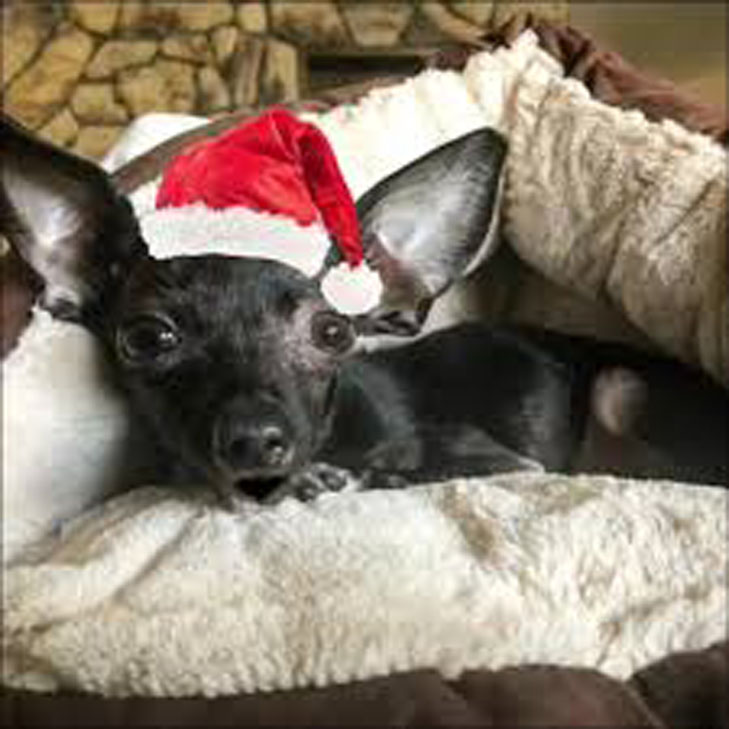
[1,112,726,506]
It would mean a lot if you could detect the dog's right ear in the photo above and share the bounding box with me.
[0,113,147,321]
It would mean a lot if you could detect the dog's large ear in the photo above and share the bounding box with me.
[355,128,506,334]
[0,113,147,321]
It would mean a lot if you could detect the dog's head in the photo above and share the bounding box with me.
[1,112,506,500]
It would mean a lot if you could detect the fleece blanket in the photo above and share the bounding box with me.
[303,40,728,382]
[3,32,728,697]
[4,475,726,697]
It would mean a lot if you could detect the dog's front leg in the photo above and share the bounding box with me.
[264,426,544,505]
[264,463,361,505]
[361,424,544,487]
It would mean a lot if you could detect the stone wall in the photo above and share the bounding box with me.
[2,1,567,160]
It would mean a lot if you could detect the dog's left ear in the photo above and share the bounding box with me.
[0,113,147,322]
[355,128,506,334]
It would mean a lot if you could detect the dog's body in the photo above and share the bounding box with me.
[328,323,729,484]
[2,113,727,505]
[94,250,729,503]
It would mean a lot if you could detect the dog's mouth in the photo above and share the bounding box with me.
[212,452,298,504]
[232,474,287,501]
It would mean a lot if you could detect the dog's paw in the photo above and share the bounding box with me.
[265,463,359,505]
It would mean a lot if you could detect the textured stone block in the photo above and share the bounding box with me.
[86,40,158,79]
[198,67,231,112]
[342,4,414,47]
[73,125,124,160]
[420,3,483,43]
[176,2,234,31]
[71,83,129,124]
[449,1,495,28]
[271,2,349,46]
[162,34,214,64]
[39,108,79,148]
[118,1,232,32]
[212,25,239,66]
[230,35,266,107]
[117,1,148,29]
[237,2,267,34]
[1,4,59,85]
[491,1,568,26]
[70,0,120,34]
[261,38,300,104]
[4,24,94,128]
[118,60,196,116]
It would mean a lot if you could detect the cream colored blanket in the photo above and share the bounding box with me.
[3,32,727,697]
[304,34,728,383]
[5,475,726,697]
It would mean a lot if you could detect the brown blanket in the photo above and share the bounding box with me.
[3,642,727,728]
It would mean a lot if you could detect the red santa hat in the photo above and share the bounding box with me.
[149,109,380,313]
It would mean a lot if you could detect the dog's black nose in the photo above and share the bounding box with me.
[214,419,291,473]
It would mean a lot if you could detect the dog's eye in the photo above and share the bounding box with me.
[311,311,354,354]
[117,316,180,362]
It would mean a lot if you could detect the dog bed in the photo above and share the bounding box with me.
[3,24,727,728]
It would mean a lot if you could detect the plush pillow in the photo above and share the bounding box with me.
[5,474,725,696]
[2,312,135,560]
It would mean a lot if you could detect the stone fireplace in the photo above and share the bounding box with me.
[2,1,567,159]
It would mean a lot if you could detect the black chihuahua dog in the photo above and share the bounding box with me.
[1,113,726,505]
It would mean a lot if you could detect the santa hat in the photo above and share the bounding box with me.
[145,109,381,315]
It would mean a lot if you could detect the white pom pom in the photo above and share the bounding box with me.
[321,262,383,315]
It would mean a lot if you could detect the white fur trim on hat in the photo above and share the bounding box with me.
[137,201,382,315]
